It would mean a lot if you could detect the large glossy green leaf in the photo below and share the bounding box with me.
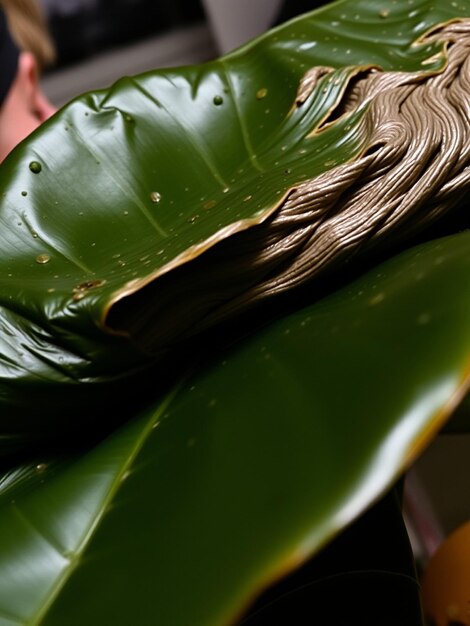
[0,0,469,444]
[0,228,469,625]
[1,0,470,622]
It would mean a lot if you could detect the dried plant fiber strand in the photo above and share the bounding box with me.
[108,21,470,353]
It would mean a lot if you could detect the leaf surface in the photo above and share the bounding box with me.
[0,230,469,625]
[0,0,469,442]
[1,0,470,622]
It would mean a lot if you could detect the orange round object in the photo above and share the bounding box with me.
[422,520,470,626]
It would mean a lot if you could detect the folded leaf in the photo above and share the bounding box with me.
[1,0,470,446]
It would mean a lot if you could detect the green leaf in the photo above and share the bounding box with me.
[0,0,469,444]
[0,229,469,625]
[1,0,470,622]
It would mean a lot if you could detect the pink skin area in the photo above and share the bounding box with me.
[0,51,56,162]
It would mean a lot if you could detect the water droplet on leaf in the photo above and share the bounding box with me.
[203,199,216,210]
[36,254,50,264]
[417,313,431,325]
[150,191,161,203]
[74,279,106,293]
[369,293,385,306]
[256,88,268,100]
[213,95,223,106]
[29,161,42,174]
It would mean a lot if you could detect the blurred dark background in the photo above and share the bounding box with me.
[41,0,206,66]
[40,0,331,104]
